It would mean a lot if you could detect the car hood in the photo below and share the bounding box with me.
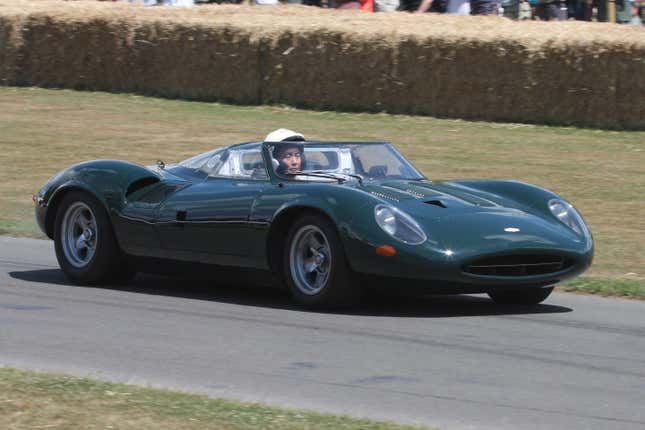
[360,180,510,217]
[357,180,584,253]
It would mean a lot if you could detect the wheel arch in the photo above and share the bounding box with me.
[266,205,339,279]
[45,183,109,239]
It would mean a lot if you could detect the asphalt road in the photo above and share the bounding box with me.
[1,236,644,430]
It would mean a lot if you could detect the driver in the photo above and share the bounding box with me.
[274,143,304,175]
[265,129,306,175]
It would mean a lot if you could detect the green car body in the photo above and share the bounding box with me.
[35,141,593,302]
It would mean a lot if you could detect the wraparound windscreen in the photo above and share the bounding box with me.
[268,142,424,181]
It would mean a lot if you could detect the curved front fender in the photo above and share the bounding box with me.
[446,179,563,218]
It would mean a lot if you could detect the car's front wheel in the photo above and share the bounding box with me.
[283,214,361,308]
[488,286,554,305]
[54,191,134,284]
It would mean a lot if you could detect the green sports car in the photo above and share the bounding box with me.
[34,130,593,307]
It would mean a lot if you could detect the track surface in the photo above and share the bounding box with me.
[1,236,644,430]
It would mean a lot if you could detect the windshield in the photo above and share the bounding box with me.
[177,144,265,179]
[178,147,225,171]
[267,142,424,181]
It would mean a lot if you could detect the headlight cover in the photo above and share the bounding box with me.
[374,204,427,245]
[548,199,590,238]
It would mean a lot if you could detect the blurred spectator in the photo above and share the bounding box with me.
[518,0,533,18]
[329,0,374,9]
[416,0,498,14]
[448,0,471,13]
[568,0,593,20]
[536,0,567,19]
[398,0,419,9]
[500,0,519,17]
[596,0,632,21]
[415,0,448,13]
[616,0,634,22]
[632,0,645,24]
[375,0,401,11]
[469,0,501,14]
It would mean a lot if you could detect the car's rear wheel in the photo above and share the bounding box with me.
[488,286,554,305]
[284,214,361,308]
[54,191,134,284]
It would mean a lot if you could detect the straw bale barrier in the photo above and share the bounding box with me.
[1,1,644,129]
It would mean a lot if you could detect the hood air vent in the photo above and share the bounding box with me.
[368,191,400,202]
[425,200,447,208]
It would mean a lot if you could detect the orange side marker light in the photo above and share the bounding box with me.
[375,245,397,257]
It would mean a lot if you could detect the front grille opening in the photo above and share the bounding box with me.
[464,254,572,276]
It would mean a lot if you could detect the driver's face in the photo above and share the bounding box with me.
[278,148,302,174]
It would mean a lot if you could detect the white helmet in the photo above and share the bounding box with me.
[264,128,305,142]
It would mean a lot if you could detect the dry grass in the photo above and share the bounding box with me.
[0,367,431,430]
[1,87,644,282]
[0,1,643,128]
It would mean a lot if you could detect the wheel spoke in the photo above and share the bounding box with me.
[75,235,87,252]
[312,272,325,288]
[78,212,92,229]
[303,258,318,273]
[309,234,324,250]
[306,271,317,284]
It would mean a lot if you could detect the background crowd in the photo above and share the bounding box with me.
[116,0,644,23]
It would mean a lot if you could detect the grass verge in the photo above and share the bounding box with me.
[560,277,645,300]
[0,367,432,430]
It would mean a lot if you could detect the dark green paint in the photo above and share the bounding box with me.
[36,142,593,294]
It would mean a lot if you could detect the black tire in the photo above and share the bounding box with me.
[54,191,134,284]
[488,286,554,305]
[283,214,361,308]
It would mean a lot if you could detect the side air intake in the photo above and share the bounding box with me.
[126,177,160,197]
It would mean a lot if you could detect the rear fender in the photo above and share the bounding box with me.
[41,160,160,238]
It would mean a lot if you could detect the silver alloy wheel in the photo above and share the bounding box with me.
[289,225,332,295]
[61,201,98,268]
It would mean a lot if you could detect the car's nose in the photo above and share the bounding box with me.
[427,211,588,256]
